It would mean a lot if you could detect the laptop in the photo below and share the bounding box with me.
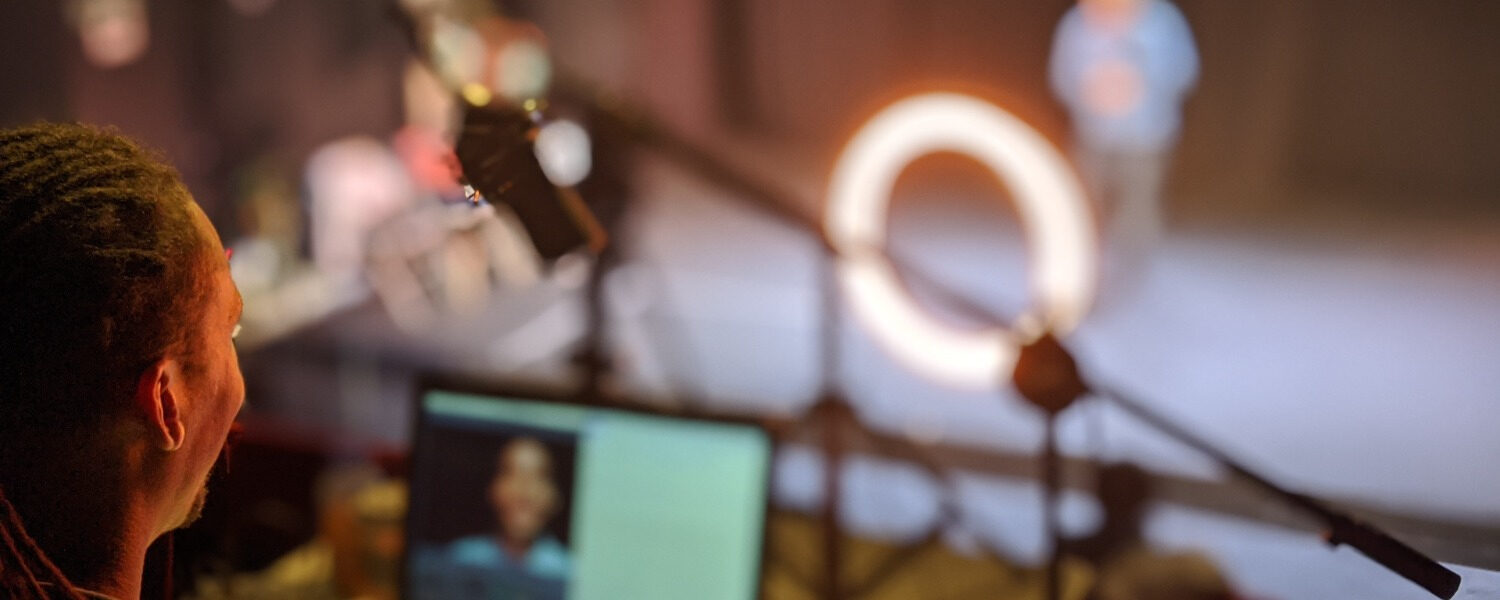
[404,379,772,600]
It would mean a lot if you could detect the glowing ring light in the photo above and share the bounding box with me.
[826,93,1095,390]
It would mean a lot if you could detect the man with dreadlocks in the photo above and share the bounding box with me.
[0,123,245,599]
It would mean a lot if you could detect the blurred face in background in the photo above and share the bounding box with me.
[1082,0,1147,29]
[488,438,559,551]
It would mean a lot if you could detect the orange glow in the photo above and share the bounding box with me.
[826,93,1096,390]
[73,0,150,69]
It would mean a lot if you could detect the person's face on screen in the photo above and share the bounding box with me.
[489,437,559,548]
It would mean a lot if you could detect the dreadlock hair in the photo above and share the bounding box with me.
[0,122,214,598]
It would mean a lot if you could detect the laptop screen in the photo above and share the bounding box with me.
[405,386,772,600]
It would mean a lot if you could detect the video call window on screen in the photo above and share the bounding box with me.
[406,389,772,600]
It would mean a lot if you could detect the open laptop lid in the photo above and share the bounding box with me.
[404,377,772,600]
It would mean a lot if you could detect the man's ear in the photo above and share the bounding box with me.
[134,359,186,452]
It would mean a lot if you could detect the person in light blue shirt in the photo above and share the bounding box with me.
[413,437,571,599]
[1049,0,1198,293]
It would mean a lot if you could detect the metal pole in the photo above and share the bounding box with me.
[1042,412,1062,600]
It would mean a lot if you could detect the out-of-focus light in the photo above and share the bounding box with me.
[430,17,484,88]
[534,118,592,187]
[229,237,281,293]
[393,125,461,196]
[72,0,150,69]
[461,82,493,107]
[306,137,415,277]
[551,252,592,289]
[826,93,1095,390]
[492,38,552,102]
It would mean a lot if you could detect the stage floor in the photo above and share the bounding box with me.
[239,151,1500,598]
[601,155,1500,598]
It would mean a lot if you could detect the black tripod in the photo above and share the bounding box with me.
[568,85,1465,599]
[1012,331,1461,600]
[444,52,1464,596]
[878,247,1464,600]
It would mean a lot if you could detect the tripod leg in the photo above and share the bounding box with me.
[1043,413,1062,600]
[821,400,844,600]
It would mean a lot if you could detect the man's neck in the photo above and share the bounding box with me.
[71,490,158,600]
[0,455,159,600]
[40,582,127,600]
[74,548,147,600]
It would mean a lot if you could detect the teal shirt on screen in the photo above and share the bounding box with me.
[447,534,571,579]
[410,533,570,600]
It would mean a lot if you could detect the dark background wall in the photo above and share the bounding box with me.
[728,0,1500,221]
[0,0,409,237]
[539,0,1500,223]
[6,0,1496,227]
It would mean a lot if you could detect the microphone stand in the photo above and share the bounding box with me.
[573,234,617,403]
[543,72,1463,600]
[390,10,958,598]
[1011,333,1086,600]
[881,249,1463,600]
[995,297,1464,600]
[550,79,986,600]
[548,76,859,599]
[1092,382,1463,599]
[813,238,850,600]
